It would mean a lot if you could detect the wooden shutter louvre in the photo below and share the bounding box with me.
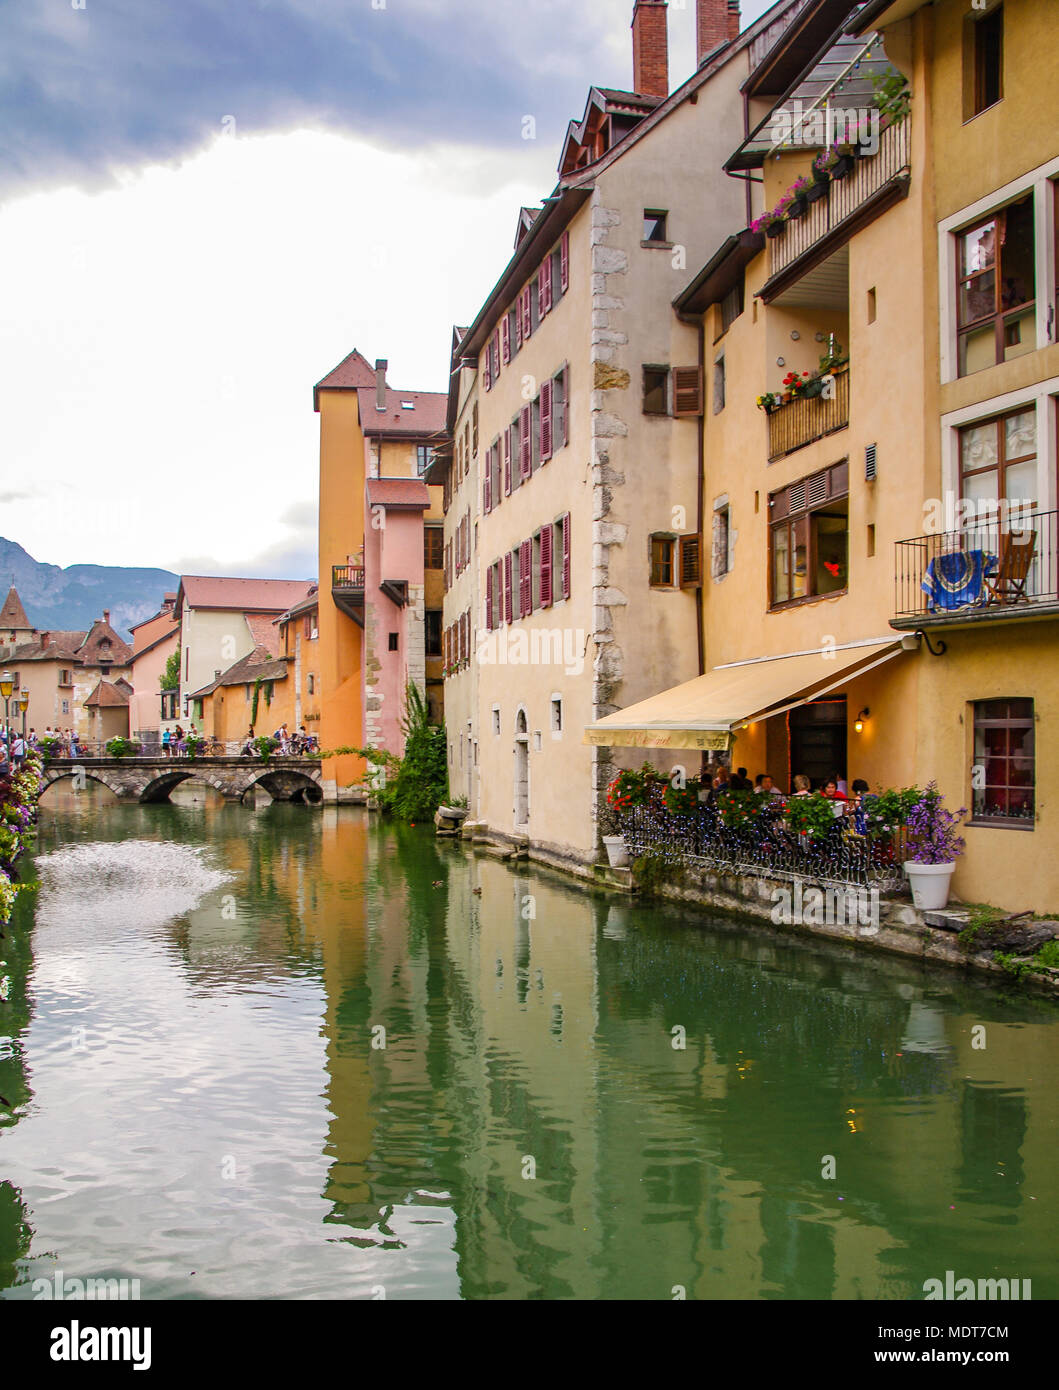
[540,378,553,462]
[521,287,532,341]
[501,316,511,365]
[483,445,492,513]
[515,298,523,349]
[679,534,702,589]
[503,552,513,624]
[562,365,570,447]
[519,406,531,480]
[560,230,569,292]
[483,344,492,393]
[540,523,553,607]
[503,427,512,495]
[673,366,704,417]
[493,329,502,381]
[520,539,532,616]
[561,513,571,599]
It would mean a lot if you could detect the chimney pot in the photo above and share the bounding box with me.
[632,0,669,100]
[103,609,110,625]
[375,358,388,411]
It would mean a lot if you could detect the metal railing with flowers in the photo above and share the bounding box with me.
[607,777,910,893]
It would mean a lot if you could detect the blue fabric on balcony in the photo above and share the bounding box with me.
[921,549,997,610]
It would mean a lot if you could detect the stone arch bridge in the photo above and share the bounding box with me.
[40,756,324,805]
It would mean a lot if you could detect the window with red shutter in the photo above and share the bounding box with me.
[485,565,494,631]
[501,316,510,365]
[520,539,532,616]
[483,345,491,392]
[540,379,553,462]
[540,523,553,606]
[519,406,531,480]
[515,300,523,350]
[492,330,501,381]
[560,230,569,292]
[561,513,571,599]
[483,445,492,513]
[521,287,532,341]
[503,427,512,496]
[503,552,513,624]
[540,255,552,315]
[562,365,570,447]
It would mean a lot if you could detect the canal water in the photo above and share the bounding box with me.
[1,781,1056,1301]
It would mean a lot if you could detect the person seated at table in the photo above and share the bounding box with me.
[755,772,785,797]
[822,776,848,814]
[791,773,812,797]
[728,766,751,790]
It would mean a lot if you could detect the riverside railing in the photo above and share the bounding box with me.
[618,798,907,893]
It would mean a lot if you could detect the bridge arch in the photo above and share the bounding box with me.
[245,767,324,804]
[138,770,199,804]
[40,767,126,799]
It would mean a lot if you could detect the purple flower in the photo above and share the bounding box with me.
[905,782,966,864]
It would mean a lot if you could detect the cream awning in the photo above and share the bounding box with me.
[584,636,917,750]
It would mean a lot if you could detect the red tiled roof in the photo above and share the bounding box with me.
[177,576,313,613]
[0,588,30,629]
[76,618,133,666]
[10,631,86,661]
[246,612,284,656]
[357,387,448,437]
[189,645,289,698]
[84,679,131,708]
[366,478,431,510]
[313,348,378,411]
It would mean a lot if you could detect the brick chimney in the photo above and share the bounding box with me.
[374,359,387,411]
[632,0,669,99]
[103,609,110,625]
[697,0,739,63]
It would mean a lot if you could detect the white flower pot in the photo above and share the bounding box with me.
[602,835,629,868]
[904,861,956,910]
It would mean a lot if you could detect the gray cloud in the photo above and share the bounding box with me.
[0,0,639,197]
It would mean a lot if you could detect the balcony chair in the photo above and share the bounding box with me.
[983,529,1036,605]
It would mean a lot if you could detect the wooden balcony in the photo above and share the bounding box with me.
[331,564,365,626]
[766,365,849,462]
[765,116,910,292]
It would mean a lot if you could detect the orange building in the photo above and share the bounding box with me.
[315,350,447,802]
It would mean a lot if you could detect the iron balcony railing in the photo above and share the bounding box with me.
[767,364,849,461]
[768,115,911,279]
[618,800,907,893]
[331,565,365,589]
[894,509,1059,619]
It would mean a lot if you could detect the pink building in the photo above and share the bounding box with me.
[128,594,180,742]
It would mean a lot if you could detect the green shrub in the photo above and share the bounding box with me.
[785,793,838,839]
[105,736,138,758]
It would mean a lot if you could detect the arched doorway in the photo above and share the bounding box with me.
[514,708,529,829]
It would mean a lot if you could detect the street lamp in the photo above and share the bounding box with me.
[18,691,29,740]
[0,670,13,753]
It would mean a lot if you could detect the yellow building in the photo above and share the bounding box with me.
[589,0,1059,911]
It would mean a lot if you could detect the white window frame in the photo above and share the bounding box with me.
[938,155,1059,384]
[940,376,1059,519]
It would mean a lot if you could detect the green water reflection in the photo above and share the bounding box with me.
[1,781,1056,1300]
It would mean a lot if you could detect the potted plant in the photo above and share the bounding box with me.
[786,175,812,219]
[756,391,780,413]
[903,782,967,909]
[806,163,830,203]
[600,799,629,868]
[750,207,786,239]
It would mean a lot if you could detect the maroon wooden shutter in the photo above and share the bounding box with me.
[540,524,553,607]
[503,552,513,623]
[483,445,492,513]
[562,364,570,447]
[560,230,569,292]
[540,378,553,461]
[515,301,523,350]
[520,539,532,616]
[519,406,531,480]
[561,513,571,599]
[521,287,531,341]
[540,255,552,315]
[503,427,512,495]
[501,316,511,365]
[492,329,501,380]
[483,343,491,392]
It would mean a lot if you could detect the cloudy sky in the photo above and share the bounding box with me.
[0,0,775,578]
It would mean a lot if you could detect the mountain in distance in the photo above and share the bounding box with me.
[0,537,179,639]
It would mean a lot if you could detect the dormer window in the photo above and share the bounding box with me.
[401,401,415,410]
